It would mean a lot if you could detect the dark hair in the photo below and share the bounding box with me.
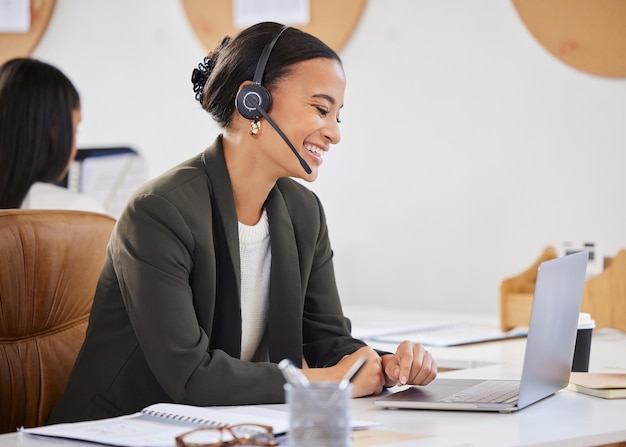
[0,58,80,208]
[191,22,341,128]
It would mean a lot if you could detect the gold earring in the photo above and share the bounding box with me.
[250,119,260,136]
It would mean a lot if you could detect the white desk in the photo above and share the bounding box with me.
[347,305,626,447]
[2,306,625,447]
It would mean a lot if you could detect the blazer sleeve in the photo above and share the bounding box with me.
[298,193,370,367]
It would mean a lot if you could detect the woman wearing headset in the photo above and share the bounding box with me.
[49,22,437,424]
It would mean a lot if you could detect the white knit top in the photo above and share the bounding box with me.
[238,209,271,361]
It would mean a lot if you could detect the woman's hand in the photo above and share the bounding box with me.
[301,346,385,397]
[381,341,437,387]
[336,347,386,397]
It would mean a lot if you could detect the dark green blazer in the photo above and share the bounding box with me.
[48,136,367,423]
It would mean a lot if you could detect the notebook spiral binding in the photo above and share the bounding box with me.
[141,409,225,427]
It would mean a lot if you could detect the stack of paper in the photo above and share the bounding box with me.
[567,372,626,399]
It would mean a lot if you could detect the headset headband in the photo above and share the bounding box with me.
[252,25,290,85]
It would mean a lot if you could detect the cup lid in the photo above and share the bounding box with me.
[578,312,596,329]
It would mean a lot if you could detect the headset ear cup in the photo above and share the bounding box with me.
[235,84,272,120]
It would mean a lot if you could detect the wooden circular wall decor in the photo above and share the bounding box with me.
[0,0,56,65]
[181,0,368,54]
[512,0,626,78]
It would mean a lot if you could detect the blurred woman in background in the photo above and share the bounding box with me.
[0,57,104,212]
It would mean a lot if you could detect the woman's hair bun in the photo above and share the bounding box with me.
[191,36,232,103]
[191,56,215,102]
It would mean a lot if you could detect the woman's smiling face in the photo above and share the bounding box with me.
[258,57,345,181]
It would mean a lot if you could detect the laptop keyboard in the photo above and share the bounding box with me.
[440,380,519,404]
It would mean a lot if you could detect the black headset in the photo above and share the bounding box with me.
[234,25,312,174]
[235,25,289,120]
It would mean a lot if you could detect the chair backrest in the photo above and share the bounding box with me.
[0,209,115,433]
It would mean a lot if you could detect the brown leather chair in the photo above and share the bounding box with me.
[0,209,115,433]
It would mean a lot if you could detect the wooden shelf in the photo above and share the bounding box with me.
[500,246,626,332]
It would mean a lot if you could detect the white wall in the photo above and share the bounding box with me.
[32,0,626,315]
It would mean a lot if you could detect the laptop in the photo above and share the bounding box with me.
[375,250,589,413]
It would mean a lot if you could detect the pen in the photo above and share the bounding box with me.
[338,356,367,390]
[278,358,311,388]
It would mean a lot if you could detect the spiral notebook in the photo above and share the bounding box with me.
[21,402,380,446]
[21,403,290,447]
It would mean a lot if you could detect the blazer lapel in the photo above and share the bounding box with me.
[201,137,242,356]
[265,187,304,365]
